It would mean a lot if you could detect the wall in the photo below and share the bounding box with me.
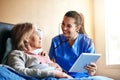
[0,0,94,52]
[94,0,120,80]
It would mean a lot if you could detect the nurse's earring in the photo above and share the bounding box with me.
[76,25,81,33]
[76,30,79,33]
[76,28,80,33]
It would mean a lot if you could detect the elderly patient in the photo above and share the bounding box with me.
[7,22,72,79]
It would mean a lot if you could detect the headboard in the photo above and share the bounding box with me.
[0,22,13,64]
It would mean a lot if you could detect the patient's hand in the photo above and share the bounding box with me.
[54,71,73,79]
[84,63,97,76]
[48,63,62,71]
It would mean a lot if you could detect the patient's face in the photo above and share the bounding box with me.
[29,30,42,49]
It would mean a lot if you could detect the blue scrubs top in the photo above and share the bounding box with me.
[49,34,95,78]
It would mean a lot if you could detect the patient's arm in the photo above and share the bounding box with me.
[7,50,72,78]
[40,50,62,71]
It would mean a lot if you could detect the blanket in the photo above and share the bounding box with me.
[0,64,69,80]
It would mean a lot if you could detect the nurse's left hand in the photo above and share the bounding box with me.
[84,62,97,76]
[40,50,50,59]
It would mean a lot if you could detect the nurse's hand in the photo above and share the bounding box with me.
[84,63,97,76]
[40,50,50,59]
[51,58,56,63]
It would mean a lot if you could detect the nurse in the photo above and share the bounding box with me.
[49,11,113,80]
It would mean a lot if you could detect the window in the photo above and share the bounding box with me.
[105,0,120,65]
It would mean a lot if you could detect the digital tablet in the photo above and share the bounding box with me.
[69,53,101,72]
